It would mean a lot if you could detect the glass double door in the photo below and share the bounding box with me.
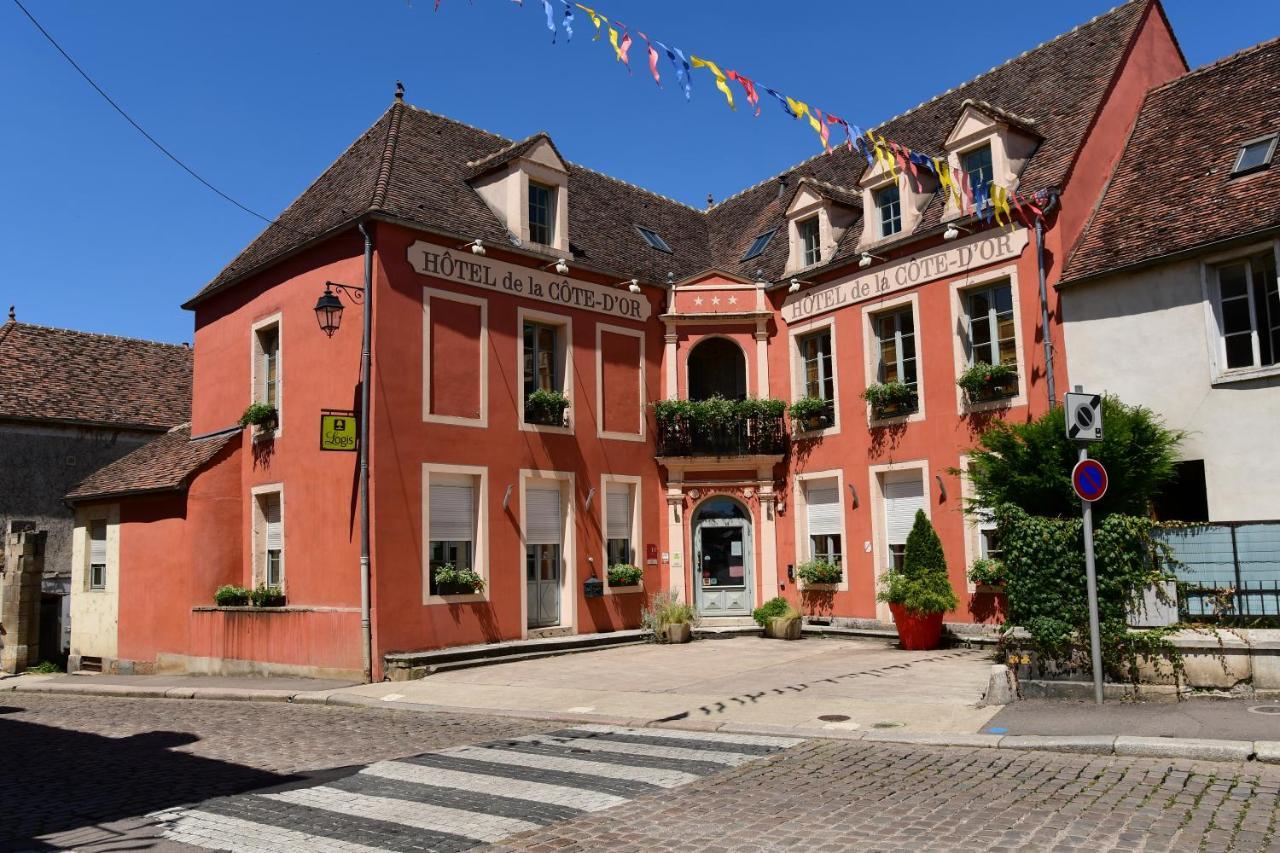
[526,543,561,628]
[694,519,753,616]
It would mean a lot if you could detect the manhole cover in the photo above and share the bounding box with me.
[818,714,851,722]
[873,721,905,729]
[1248,705,1280,716]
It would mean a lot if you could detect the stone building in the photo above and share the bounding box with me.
[0,311,191,665]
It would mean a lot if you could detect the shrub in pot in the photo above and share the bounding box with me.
[214,584,250,607]
[238,402,278,433]
[788,396,832,431]
[861,381,918,419]
[967,558,1006,592]
[607,563,643,587]
[525,388,570,426]
[796,558,842,586]
[250,584,286,607]
[433,563,486,595]
[642,591,696,643]
[753,595,802,640]
[877,510,958,650]
[956,362,1018,404]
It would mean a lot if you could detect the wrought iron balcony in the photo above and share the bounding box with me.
[655,411,787,458]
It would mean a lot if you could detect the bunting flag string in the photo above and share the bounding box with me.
[477,0,1053,229]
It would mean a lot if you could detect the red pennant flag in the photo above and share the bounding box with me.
[725,70,761,116]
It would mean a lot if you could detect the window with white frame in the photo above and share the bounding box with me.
[428,474,477,595]
[256,491,283,588]
[605,483,635,567]
[522,317,569,426]
[883,476,925,572]
[1212,250,1279,371]
[965,280,1017,368]
[88,519,107,590]
[876,184,902,238]
[253,322,280,433]
[873,307,918,392]
[805,480,842,568]
[529,182,555,245]
[962,145,994,195]
[798,328,835,422]
[799,216,821,267]
[979,522,1002,563]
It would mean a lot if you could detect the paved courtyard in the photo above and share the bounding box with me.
[7,694,1280,851]
[355,636,1001,734]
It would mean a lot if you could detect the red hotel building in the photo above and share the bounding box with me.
[66,1,1187,680]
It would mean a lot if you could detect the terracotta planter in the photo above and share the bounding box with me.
[889,603,945,651]
[661,622,692,644]
[765,616,802,640]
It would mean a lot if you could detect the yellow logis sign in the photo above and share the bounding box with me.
[320,412,358,452]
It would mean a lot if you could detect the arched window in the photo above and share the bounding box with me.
[687,338,747,401]
[694,496,750,523]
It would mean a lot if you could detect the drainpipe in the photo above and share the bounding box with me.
[1035,189,1061,409]
[357,221,374,683]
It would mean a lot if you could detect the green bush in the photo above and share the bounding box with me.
[963,395,1184,519]
[250,584,286,607]
[967,558,1006,587]
[238,403,278,428]
[787,396,830,423]
[796,559,842,585]
[752,595,799,627]
[526,388,570,411]
[641,591,696,634]
[607,563,643,586]
[214,584,250,606]
[997,503,1178,680]
[877,510,959,615]
[861,381,916,411]
[433,563,486,592]
[955,361,1018,397]
[653,396,787,429]
[28,660,62,674]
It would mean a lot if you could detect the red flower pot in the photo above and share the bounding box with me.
[889,603,945,651]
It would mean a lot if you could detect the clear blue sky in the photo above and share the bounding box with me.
[2,1,1276,344]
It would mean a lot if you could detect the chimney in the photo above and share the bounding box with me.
[777,176,789,201]
[705,193,714,210]
[394,81,405,102]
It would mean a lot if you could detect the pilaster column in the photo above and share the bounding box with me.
[665,490,686,601]
[664,321,678,400]
[755,321,770,398]
[756,472,779,598]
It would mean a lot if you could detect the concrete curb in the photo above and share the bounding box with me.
[5,678,1275,765]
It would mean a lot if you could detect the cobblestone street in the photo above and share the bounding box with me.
[6,695,1280,852]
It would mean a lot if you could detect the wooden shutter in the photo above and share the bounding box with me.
[264,494,283,551]
[89,521,107,564]
[525,485,562,545]
[806,483,841,536]
[429,481,475,542]
[606,485,633,541]
[884,478,924,545]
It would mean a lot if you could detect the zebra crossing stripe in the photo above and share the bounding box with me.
[513,732,760,765]
[569,723,805,748]
[261,786,540,842]
[440,744,701,787]
[159,809,391,853]
[361,760,629,812]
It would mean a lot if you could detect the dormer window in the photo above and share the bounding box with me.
[528,182,555,245]
[962,145,994,193]
[1233,135,1277,177]
[636,226,673,253]
[799,216,822,266]
[876,185,902,238]
[742,228,777,262]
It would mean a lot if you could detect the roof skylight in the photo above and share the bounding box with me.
[1232,135,1277,176]
[636,226,673,253]
[741,228,777,262]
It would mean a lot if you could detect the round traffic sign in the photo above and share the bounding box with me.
[1072,458,1108,502]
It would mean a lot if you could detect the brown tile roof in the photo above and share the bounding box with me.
[1063,37,1280,284]
[188,1,1154,304]
[0,320,192,430]
[66,424,239,502]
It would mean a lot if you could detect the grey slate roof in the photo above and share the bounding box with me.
[187,0,1160,307]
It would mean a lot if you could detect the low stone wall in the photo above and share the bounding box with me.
[1014,628,1280,694]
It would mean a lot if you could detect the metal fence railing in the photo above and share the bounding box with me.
[1155,521,1280,620]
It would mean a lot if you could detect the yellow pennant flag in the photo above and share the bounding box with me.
[934,157,958,206]
[608,25,623,59]
[785,96,809,121]
[990,184,1013,229]
[690,56,735,110]
[873,134,897,179]
[576,3,605,40]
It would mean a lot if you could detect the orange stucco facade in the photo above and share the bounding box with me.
[82,2,1187,682]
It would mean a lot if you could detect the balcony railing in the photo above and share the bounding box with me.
[655,413,787,458]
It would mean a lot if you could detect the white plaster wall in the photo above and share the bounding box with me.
[1062,258,1280,521]
[69,504,120,659]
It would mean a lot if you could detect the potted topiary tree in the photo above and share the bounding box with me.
[877,510,958,650]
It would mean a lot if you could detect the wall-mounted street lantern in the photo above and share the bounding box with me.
[314,281,364,338]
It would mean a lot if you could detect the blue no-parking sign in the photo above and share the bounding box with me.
[1072,458,1108,502]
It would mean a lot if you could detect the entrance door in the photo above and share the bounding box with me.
[693,498,753,616]
[525,484,563,629]
[526,543,561,628]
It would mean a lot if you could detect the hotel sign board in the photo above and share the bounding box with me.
[320,410,358,452]
[408,240,650,321]
[782,229,1028,324]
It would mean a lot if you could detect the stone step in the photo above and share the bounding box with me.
[384,629,646,681]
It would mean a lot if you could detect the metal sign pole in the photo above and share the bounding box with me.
[1080,445,1104,705]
